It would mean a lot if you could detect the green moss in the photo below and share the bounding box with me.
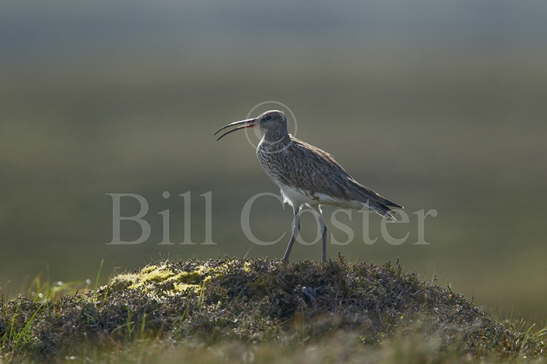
[103,264,203,295]
[101,261,250,297]
[243,261,253,273]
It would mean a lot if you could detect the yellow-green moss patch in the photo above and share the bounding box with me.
[101,260,252,298]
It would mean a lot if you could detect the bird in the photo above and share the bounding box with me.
[214,110,402,263]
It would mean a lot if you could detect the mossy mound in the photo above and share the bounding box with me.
[1,258,545,362]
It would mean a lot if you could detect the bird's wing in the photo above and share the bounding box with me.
[282,138,402,212]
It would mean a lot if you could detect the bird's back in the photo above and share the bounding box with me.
[257,135,401,217]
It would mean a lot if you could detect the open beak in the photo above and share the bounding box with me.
[214,118,256,141]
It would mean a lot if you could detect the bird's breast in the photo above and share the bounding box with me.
[256,144,286,179]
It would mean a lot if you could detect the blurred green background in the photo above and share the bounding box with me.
[1,0,546,324]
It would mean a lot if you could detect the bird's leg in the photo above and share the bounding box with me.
[316,206,328,263]
[282,207,301,263]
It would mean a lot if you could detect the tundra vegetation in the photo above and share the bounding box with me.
[0,258,545,363]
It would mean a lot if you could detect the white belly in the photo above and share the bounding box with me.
[278,183,311,208]
[278,183,363,210]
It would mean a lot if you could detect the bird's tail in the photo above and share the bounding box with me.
[365,198,402,221]
[349,180,403,220]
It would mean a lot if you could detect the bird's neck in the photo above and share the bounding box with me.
[263,128,290,144]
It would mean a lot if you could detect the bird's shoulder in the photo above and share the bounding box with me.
[288,136,350,175]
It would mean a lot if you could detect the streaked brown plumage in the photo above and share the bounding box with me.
[215,110,402,263]
[257,135,401,216]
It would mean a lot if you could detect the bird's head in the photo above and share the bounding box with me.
[214,110,288,141]
[256,110,287,132]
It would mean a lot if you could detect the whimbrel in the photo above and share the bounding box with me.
[214,110,402,263]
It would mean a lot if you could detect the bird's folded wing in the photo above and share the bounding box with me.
[285,138,402,209]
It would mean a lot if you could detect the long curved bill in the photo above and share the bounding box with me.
[214,118,256,141]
